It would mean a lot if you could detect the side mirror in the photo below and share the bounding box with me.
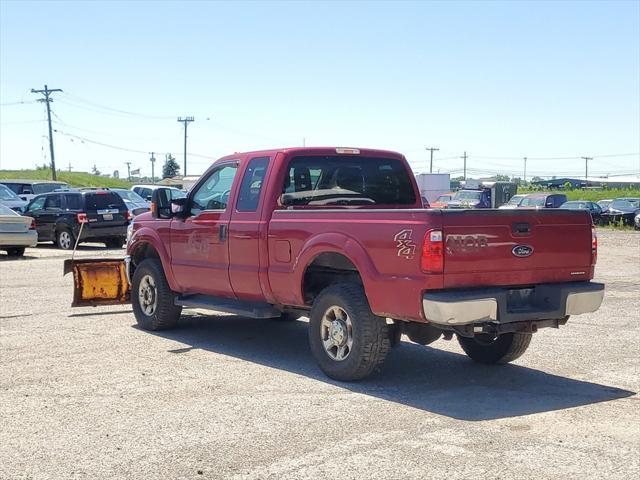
[171,197,187,215]
[151,188,172,219]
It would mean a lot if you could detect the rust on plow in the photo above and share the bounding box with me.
[63,258,130,307]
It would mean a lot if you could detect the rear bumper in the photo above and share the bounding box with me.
[77,224,127,240]
[423,281,604,326]
[0,231,38,248]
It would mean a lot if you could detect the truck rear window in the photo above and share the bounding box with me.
[84,193,125,211]
[281,156,416,206]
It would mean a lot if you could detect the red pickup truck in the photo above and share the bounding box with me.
[73,147,604,381]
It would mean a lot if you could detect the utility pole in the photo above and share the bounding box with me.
[523,156,527,183]
[461,151,468,180]
[31,85,63,180]
[177,116,194,176]
[425,147,439,174]
[150,152,156,184]
[68,161,72,173]
[581,156,593,186]
[125,162,131,182]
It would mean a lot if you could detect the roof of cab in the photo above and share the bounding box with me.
[216,146,405,163]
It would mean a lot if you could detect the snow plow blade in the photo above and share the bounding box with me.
[63,258,131,307]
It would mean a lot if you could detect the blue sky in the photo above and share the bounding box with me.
[1,0,638,179]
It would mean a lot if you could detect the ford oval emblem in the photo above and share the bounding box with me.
[512,245,534,258]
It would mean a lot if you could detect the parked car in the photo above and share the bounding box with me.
[602,198,640,226]
[0,204,37,257]
[0,179,70,202]
[597,199,613,210]
[430,192,454,208]
[0,184,28,212]
[66,147,603,382]
[131,184,185,201]
[498,194,526,209]
[23,190,130,249]
[560,201,604,225]
[111,188,150,216]
[517,193,567,209]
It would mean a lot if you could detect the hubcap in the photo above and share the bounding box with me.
[320,306,353,361]
[59,231,71,249]
[138,274,157,316]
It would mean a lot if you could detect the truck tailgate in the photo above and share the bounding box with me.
[441,209,594,288]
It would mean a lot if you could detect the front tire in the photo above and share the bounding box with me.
[457,332,532,364]
[308,283,390,381]
[131,258,182,331]
[5,247,25,257]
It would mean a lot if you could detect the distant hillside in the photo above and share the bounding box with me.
[0,170,133,188]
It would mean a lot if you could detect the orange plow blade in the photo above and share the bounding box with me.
[63,258,131,307]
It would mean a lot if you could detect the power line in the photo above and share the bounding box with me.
[31,85,63,180]
[61,92,174,120]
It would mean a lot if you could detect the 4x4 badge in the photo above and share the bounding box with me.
[512,245,534,257]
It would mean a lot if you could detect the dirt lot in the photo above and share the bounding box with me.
[1,230,638,480]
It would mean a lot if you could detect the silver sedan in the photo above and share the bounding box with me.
[0,204,37,257]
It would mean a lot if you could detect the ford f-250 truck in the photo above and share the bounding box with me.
[66,147,604,381]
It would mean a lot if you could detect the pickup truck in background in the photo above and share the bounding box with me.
[66,147,604,381]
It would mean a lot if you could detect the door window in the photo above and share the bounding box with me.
[64,194,83,210]
[190,164,238,215]
[236,157,270,212]
[27,196,46,212]
[44,195,62,210]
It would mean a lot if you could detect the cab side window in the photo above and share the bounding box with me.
[236,157,269,212]
[190,164,238,216]
[27,196,46,212]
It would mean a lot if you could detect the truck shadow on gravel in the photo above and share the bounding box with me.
[146,314,635,421]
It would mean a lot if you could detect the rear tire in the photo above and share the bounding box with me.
[308,283,390,381]
[132,258,182,331]
[56,228,75,250]
[5,247,25,257]
[457,332,532,364]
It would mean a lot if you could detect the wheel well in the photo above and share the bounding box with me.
[130,243,160,275]
[302,252,362,305]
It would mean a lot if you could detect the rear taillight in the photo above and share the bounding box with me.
[29,218,36,230]
[591,226,598,265]
[126,210,132,221]
[150,202,157,215]
[421,229,444,273]
[77,213,88,223]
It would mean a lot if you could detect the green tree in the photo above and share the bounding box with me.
[162,154,180,178]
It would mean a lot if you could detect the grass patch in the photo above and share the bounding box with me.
[0,170,133,188]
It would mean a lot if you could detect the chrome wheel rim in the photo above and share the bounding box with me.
[138,274,157,316]
[59,231,72,249]
[321,306,353,361]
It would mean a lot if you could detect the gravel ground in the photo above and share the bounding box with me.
[1,230,638,480]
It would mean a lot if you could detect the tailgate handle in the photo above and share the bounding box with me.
[512,222,531,235]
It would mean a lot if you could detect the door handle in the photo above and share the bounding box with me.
[219,224,228,242]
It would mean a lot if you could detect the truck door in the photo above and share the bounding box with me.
[228,156,271,301]
[170,163,239,297]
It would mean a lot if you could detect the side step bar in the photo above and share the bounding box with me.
[175,294,282,319]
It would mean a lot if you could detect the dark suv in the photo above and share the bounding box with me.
[24,190,130,249]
